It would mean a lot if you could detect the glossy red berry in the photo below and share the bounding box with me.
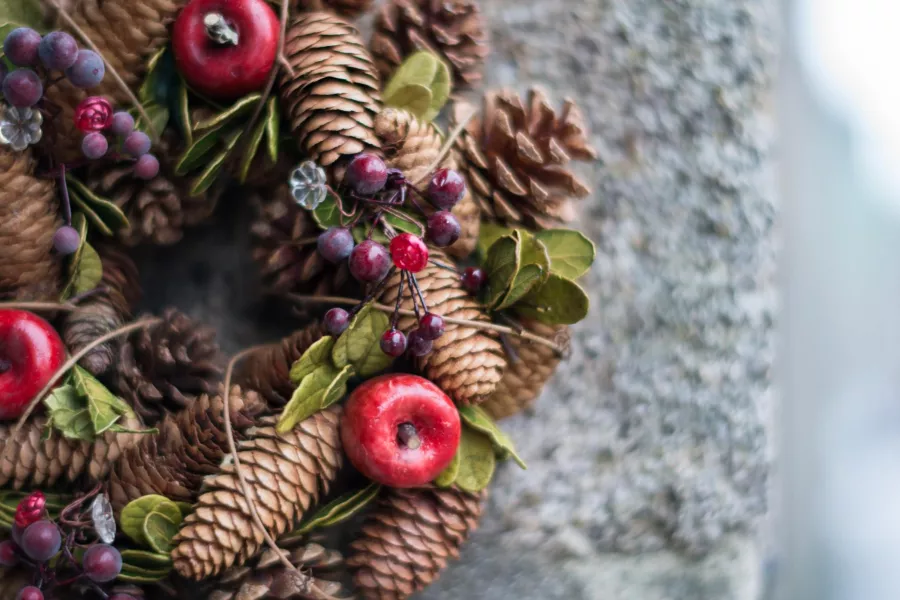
[380,328,407,357]
[427,168,466,210]
[461,267,485,293]
[407,329,433,357]
[349,240,391,283]
[14,491,45,529]
[73,96,113,133]
[0,540,18,567]
[426,211,461,247]
[15,586,43,600]
[418,313,445,341]
[323,308,351,336]
[345,154,388,195]
[390,233,429,273]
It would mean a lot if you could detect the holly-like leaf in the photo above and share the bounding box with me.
[72,365,133,435]
[118,549,172,583]
[68,242,103,296]
[331,304,393,377]
[142,510,180,554]
[535,229,596,280]
[194,93,262,132]
[43,385,94,442]
[514,274,590,325]
[264,97,279,164]
[384,51,452,121]
[277,364,352,434]
[483,234,520,308]
[286,482,381,538]
[66,176,130,234]
[497,264,543,311]
[434,448,461,488]
[454,426,497,493]
[478,222,514,256]
[238,117,267,183]
[176,127,226,175]
[497,230,550,309]
[120,495,180,547]
[289,336,336,384]
[384,83,432,119]
[312,193,343,229]
[189,134,236,197]
[458,405,527,469]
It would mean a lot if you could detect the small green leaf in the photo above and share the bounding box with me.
[287,482,381,538]
[458,405,527,469]
[0,0,45,29]
[189,148,227,196]
[108,422,158,436]
[138,47,168,105]
[497,264,543,310]
[194,93,262,131]
[175,127,226,175]
[496,230,550,309]
[384,83,432,118]
[176,77,192,147]
[133,102,169,137]
[66,176,130,234]
[518,230,551,278]
[118,549,172,583]
[514,274,590,325]
[383,51,453,121]
[478,222,515,256]
[454,426,497,493]
[277,364,352,434]
[175,502,193,516]
[69,193,112,236]
[142,510,179,554]
[289,336,336,384]
[483,235,520,308]
[73,365,133,435]
[59,214,89,300]
[331,304,393,376]
[434,448,461,487]
[43,385,94,441]
[312,193,343,229]
[120,495,174,546]
[264,97,279,164]
[238,117,267,183]
[534,229,596,280]
[69,242,103,296]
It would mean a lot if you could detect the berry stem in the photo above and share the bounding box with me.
[405,271,422,321]
[409,273,429,314]
[391,269,405,329]
[397,422,421,450]
[428,259,460,274]
[58,164,72,225]
[203,12,239,45]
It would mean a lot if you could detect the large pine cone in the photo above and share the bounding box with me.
[108,386,266,513]
[375,107,479,258]
[237,323,325,407]
[481,320,569,420]
[112,309,223,426]
[348,487,485,599]
[371,0,489,88]
[0,147,61,300]
[171,410,343,580]
[452,89,598,229]
[294,0,374,19]
[379,249,507,405]
[280,12,382,183]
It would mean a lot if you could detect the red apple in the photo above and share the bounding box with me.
[172,0,279,99]
[0,310,66,421]
[341,374,461,488]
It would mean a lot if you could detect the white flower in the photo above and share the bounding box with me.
[90,493,116,544]
[289,161,328,210]
[0,105,42,152]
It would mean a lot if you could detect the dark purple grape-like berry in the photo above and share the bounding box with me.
[109,111,134,137]
[0,540,18,567]
[38,31,78,71]
[123,130,151,157]
[418,313,445,341]
[53,226,81,255]
[461,267,485,293]
[81,132,108,159]
[4,28,42,67]
[65,49,105,88]
[15,586,43,600]
[407,329,433,357]
[427,168,466,210]
[345,153,388,195]
[349,240,391,283]
[317,227,354,263]
[324,308,351,336]
[11,523,24,547]
[380,328,407,357]
[82,544,122,583]
[20,520,60,562]
[426,211,461,247]
[134,154,160,180]
[3,69,43,108]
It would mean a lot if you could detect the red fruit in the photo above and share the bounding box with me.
[341,374,461,488]
[172,0,279,99]
[345,154,388,195]
[389,233,429,273]
[14,491,45,529]
[461,266,485,293]
[0,310,65,421]
[73,96,113,133]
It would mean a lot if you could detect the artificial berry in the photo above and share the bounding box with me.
[82,544,122,582]
[74,96,114,133]
[426,211,461,248]
[427,168,466,210]
[123,131,151,157]
[349,240,391,283]
[345,153,388,195]
[0,310,66,421]
[380,328,407,357]
[109,111,135,138]
[15,586,42,600]
[4,28,42,67]
[461,266,485,293]
[66,49,105,88]
[0,540,18,567]
[15,492,46,530]
[39,31,79,71]
[52,226,81,255]
[418,313,445,341]
[317,227,355,263]
[324,308,351,336]
[407,329,433,357]
[3,70,43,108]
[20,520,60,562]
[81,132,108,159]
[134,154,160,180]
[389,233,429,273]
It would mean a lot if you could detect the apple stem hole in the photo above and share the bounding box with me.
[0,359,9,375]
[204,12,239,46]
[397,422,422,450]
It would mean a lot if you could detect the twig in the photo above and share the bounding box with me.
[412,106,478,186]
[0,302,77,313]
[58,164,72,226]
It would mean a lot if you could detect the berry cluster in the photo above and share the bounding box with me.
[75,97,159,180]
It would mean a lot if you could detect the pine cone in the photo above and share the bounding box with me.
[280,12,382,183]
[108,386,266,513]
[0,147,61,301]
[481,321,569,420]
[348,487,485,599]
[0,567,30,600]
[293,0,374,19]
[451,89,598,229]
[375,107,479,258]
[112,309,223,426]
[370,0,489,88]
[237,323,326,407]
[250,185,352,297]
[379,249,507,405]
[171,410,344,580]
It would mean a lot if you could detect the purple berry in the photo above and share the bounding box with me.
[11,523,24,547]
[123,130,151,157]
[109,111,134,138]
[82,544,122,583]
[38,31,78,71]
[4,28,42,67]
[407,329,433,357]
[427,168,466,210]
[0,540,18,567]
[134,154,160,180]
[317,227,355,263]
[426,211,461,247]
[418,313,445,341]
[2,69,43,108]
[461,267,485,293]
[324,308,351,336]
[345,153,388,195]
[53,226,81,255]
[380,328,407,357]
[65,49,105,88]
[349,240,391,283]
[20,520,60,562]
[81,132,108,159]
[15,586,43,600]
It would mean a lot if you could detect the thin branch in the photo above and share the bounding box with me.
[0,302,77,313]
[240,0,291,146]
[412,106,478,186]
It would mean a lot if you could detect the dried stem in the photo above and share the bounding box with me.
[412,106,478,186]
[0,302,77,312]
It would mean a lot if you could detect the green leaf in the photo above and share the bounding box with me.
[138,47,168,105]
[175,127,226,175]
[497,264,543,310]
[194,93,262,132]
[483,235,520,308]
[43,385,94,441]
[276,364,352,434]
[68,242,103,296]
[264,97,279,164]
[72,365,133,435]
[518,231,551,278]
[189,148,227,196]
[383,51,453,121]
[383,210,425,236]
[478,222,515,256]
[174,502,193,516]
[434,448,461,487]
[0,1,45,30]
[514,274,590,325]
[287,482,381,538]
[454,426,497,493]
[175,77,192,147]
[70,192,112,236]
[384,83,432,118]
[118,549,172,583]
[142,510,179,554]
[108,422,158,436]
[120,495,177,546]
[238,116,267,183]
[331,304,393,376]
[289,336,336,384]
[133,102,169,137]
[497,230,550,309]
[59,213,89,300]
[312,194,343,229]
[534,229,596,280]
[458,405,527,468]
[66,176,130,233]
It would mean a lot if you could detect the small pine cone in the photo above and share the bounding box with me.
[171,410,344,580]
[375,107,479,258]
[379,249,507,405]
[348,487,486,599]
[371,0,489,88]
[108,386,266,513]
[112,309,223,426]
[280,12,382,183]
[294,0,375,19]
[0,147,61,300]
[237,323,326,407]
[250,185,352,296]
[0,567,30,600]
[452,89,598,229]
[481,321,570,420]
